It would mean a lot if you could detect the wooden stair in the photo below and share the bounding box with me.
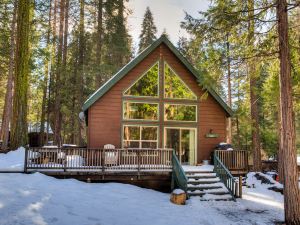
[185,171,233,201]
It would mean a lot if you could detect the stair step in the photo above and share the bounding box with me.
[187,174,217,179]
[187,179,220,184]
[187,185,224,191]
[188,190,229,196]
[185,171,214,175]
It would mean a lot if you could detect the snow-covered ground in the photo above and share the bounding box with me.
[0,149,286,225]
[0,147,25,171]
[0,172,284,225]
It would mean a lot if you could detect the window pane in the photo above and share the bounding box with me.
[123,126,140,140]
[123,102,158,120]
[165,104,196,122]
[124,63,158,97]
[123,141,140,148]
[164,63,196,100]
[142,142,157,148]
[141,127,157,140]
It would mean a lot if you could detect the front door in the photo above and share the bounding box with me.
[164,128,196,165]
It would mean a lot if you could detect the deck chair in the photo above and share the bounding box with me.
[104,144,118,166]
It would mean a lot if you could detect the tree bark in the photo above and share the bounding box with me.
[96,0,103,87]
[1,0,17,150]
[248,0,261,171]
[226,35,232,144]
[53,0,65,146]
[10,0,32,149]
[277,0,300,224]
[39,0,53,147]
[76,0,85,146]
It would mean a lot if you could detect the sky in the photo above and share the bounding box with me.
[126,0,210,49]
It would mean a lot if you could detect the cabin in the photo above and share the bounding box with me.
[25,36,247,198]
[82,35,233,166]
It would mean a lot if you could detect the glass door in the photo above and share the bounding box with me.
[164,128,196,165]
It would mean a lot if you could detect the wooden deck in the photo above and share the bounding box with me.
[25,148,173,191]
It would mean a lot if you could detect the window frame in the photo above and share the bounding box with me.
[163,62,197,100]
[164,103,198,122]
[123,61,160,98]
[122,125,159,149]
[122,100,159,121]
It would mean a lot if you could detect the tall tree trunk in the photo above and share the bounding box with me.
[10,0,32,149]
[277,0,300,224]
[248,0,261,171]
[76,0,85,146]
[96,0,103,87]
[1,0,17,150]
[53,0,65,146]
[39,0,53,147]
[226,35,232,144]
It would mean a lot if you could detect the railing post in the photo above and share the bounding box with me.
[101,149,105,175]
[63,149,67,172]
[24,147,28,173]
[239,175,243,198]
[137,150,141,178]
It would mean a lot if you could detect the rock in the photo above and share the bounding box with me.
[170,189,186,205]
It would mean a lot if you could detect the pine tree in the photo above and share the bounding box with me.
[1,0,17,150]
[138,7,157,52]
[10,0,32,149]
[277,0,300,223]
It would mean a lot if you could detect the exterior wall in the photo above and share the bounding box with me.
[88,43,228,164]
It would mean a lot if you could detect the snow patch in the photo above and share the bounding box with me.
[0,147,25,171]
[172,189,185,195]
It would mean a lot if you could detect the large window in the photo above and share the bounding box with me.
[123,102,158,120]
[124,63,159,97]
[164,104,197,122]
[164,63,197,100]
[123,125,158,148]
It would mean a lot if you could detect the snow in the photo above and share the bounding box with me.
[183,165,214,172]
[172,189,185,195]
[0,147,25,172]
[0,172,284,225]
[0,150,285,225]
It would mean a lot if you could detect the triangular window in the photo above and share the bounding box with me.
[124,63,159,97]
[164,63,197,100]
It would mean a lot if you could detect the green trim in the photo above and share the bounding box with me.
[83,35,233,116]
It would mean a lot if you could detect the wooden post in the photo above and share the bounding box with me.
[137,150,141,179]
[239,176,243,198]
[101,149,105,178]
[63,149,67,172]
[24,147,28,173]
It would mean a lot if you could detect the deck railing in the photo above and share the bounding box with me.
[214,152,242,199]
[214,150,248,172]
[25,148,173,173]
[171,151,188,192]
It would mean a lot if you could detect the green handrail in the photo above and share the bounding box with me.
[214,152,240,200]
[171,151,188,192]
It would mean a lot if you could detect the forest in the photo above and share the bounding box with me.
[0,1,299,155]
[0,0,300,224]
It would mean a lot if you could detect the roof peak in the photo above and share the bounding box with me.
[83,36,233,116]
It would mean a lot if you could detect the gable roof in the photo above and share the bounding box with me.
[83,35,233,116]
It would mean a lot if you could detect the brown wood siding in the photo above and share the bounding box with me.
[88,43,228,164]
